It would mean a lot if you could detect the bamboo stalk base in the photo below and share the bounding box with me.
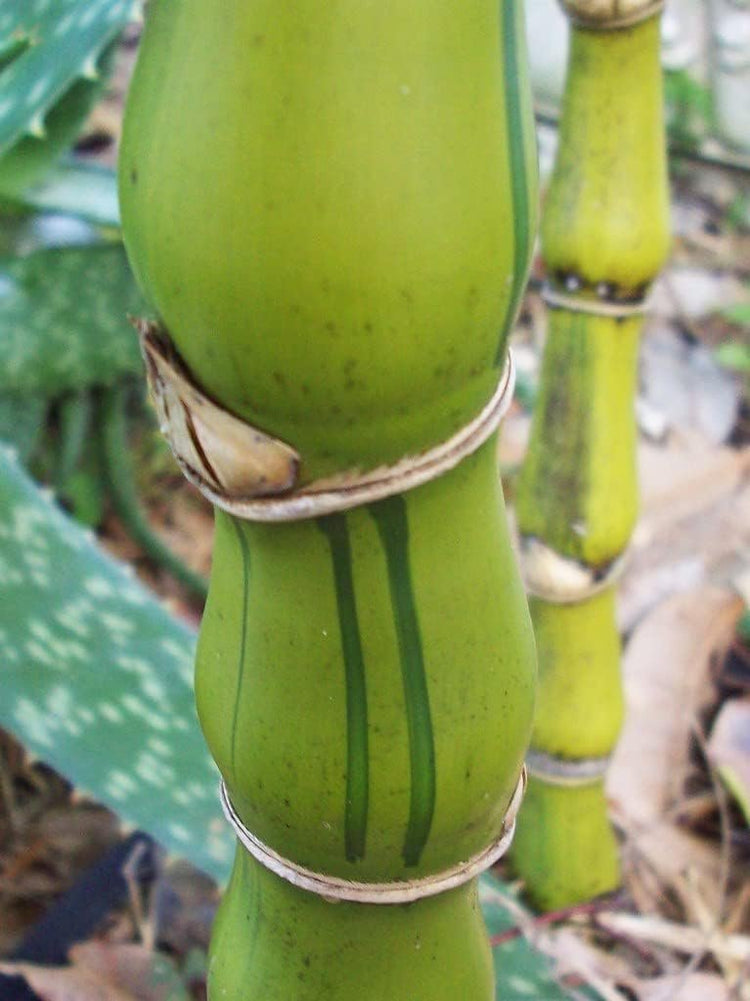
[209,852,495,1000]
[511,776,620,910]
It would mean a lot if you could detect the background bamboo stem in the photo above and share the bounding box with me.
[510,13,671,910]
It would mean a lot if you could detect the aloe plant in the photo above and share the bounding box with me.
[0,0,138,198]
[0,241,145,492]
[0,245,143,394]
[118,1,540,997]
[0,2,155,563]
[0,445,226,874]
[4,161,120,226]
[0,240,208,596]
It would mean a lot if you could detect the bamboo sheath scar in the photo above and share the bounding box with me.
[119,1,538,998]
[510,5,670,909]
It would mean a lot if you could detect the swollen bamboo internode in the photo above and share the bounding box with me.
[510,4,670,908]
[119,2,538,997]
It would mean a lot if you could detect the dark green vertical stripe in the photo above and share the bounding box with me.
[370,496,436,867]
[318,514,369,862]
[495,0,531,366]
[230,518,251,781]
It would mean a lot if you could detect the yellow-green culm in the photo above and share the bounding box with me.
[119,2,538,998]
[510,0,670,909]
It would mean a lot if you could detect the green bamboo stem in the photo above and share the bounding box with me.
[119,2,538,997]
[197,445,536,998]
[510,13,670,910]
[211,858,494,997]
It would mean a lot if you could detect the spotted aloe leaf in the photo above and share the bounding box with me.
[0,0,139,195]
[0,391,47,461]
[0,445,232,879]
[0,448,589,998]
[0,243,147,396]
[481,875,601,1000]
[4,160,120,226]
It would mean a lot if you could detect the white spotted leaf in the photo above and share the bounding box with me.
[0,446,233,880]
[0,391,47,460]
[6,160,120,226]
[0,243,147,395]
[481,876,601,1000]
[0,0,138,194]
[0,2,135,150]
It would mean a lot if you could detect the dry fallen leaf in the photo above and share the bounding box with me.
[636,972,730,1001]
[153,859,218,955]
[636,441,749,543]
[0,962,137,1001]
[607,587,742,919]
[609,586,742,823]
[596,912,750,965]
[619,450,750,632]
[70,942,189,1001]
[638,324,741,445]
[538,927,638,1001]
[0,942,189,1001]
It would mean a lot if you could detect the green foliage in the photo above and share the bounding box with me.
[0,243,146,396]
[726,192,750,234]
[738,608,750,645]
[0,239,208,599]
[715,340,750,374]
[61,459,107,526]
[0,64,110,198]
[0,391,47,461]
[54,388,107,525]
[513,367,538,412]
[0,0,137,195]
[98,385,209,599]
[55,389,93,488]
[663,69,713,154]
[3,161,120,226]
[0,444,230,879]
[720,300,750,329]
[715,295,750,375]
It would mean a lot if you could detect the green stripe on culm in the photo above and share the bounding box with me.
[370,496,436,867]
[230,519,251,781]
[318,514,369,862]
[495,0,531,366]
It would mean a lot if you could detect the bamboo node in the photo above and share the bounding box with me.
[138,321,300,498]
[560,0,665,30]
[526,750,611,786]
[542,282,648,319]
[219,768,527,904]
[137,320,516,523]
[521,537,627,604]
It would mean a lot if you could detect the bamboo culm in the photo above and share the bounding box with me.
[119,2,538,997]
[510,11,670,909]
